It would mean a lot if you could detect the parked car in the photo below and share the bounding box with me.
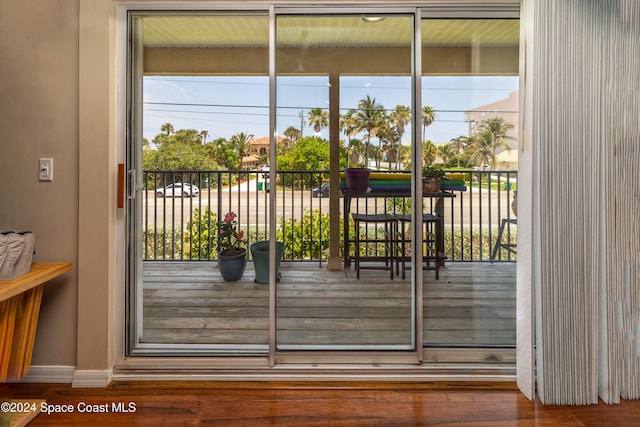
[312,181,330,198]
[156,183,200,198]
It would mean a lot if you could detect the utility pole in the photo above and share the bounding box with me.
[299,110,306,137]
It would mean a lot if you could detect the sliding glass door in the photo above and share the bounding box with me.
[125,5,519,365]
[274,13,415,350]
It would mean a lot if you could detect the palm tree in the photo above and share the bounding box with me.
[378,121,401,169]
[421,106,436,140]
[437,144,455,166]
[467,129,498,169]
[340,111,360,167]
[389,105,411,169]
[423,140,438,166]
[345,138,365,167]
[449,136,468,166]
[398,144,412,170]
[353,95,385,168]
[231,132,254,170]
[340,110,358,139]
[389,105,411,144]
[283,126,301,150]
[466,117,515,170]
[307,107,329,134]
[200,130,209,145]
[160,122,174,136]
[477,116,515,154]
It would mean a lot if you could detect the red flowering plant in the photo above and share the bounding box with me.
[217,211,246,256]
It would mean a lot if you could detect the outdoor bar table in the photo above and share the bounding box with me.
[342,190,455,270]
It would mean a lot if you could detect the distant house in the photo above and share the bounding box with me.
[240,154,260,168]
[248,136,285,156]
[243,136,285,167]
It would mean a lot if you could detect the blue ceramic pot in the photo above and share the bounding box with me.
[218,249,247,282]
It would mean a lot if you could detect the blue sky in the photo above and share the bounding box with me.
[143,75,518,145]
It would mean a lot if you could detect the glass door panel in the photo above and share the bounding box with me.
[421,18,520,349]
[131,13,271,355]
[275,14,414,350]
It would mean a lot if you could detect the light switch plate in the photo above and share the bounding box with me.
[39,158,53,181]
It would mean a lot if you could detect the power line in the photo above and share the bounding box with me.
[145,76,517,92]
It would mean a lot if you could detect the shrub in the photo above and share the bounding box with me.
[385,197,411,215]
[444,226,517,261]
[183,207,218,260]
[143,225,184,260]
[277,209,344,260]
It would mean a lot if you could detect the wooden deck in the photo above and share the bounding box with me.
[141,261,516,352]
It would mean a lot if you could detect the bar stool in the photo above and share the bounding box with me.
[491,218,517,260]
[395,213,443,279]
[351,213,399,279]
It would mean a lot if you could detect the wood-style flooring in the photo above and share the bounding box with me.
[142,261,515,351]
[2,381,639,426]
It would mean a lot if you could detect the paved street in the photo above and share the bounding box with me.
[142,178,514,229]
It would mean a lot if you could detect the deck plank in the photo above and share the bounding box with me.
[141,261,516,349]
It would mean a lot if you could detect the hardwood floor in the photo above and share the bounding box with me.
[2,381,640,426]
[142,261,515,351]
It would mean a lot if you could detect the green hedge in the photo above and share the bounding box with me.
[444,226,517,261]
[143,225,184,260]
[143,211,517,262]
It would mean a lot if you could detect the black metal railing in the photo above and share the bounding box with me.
[141,169,517,262]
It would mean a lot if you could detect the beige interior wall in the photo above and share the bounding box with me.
[0,0,116,376]
[76,0,116,374]
[0,1,80,368]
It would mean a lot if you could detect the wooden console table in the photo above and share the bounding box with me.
[0,262,71,381]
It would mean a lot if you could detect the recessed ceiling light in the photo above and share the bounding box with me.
[361,16,385,23]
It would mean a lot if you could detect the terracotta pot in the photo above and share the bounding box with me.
[422,177,442,193]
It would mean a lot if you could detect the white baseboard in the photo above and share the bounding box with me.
[71,369,113,388]
[9,366,113,387]
[16,365,76,383]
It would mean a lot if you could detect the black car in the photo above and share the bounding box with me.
[312,182,330,198]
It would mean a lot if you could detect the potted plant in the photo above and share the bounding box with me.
[217,211,247,281]
[422,165,446,193]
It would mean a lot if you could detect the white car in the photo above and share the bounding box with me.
[156,183,199,198]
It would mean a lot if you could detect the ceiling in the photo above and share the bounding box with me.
[142,15,519,49]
